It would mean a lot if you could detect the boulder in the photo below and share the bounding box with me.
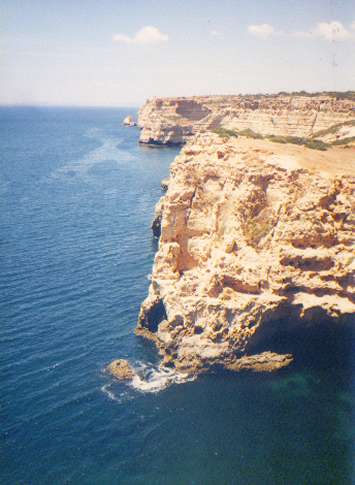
[106,359,135,380]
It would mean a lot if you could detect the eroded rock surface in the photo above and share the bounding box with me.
[138,94,355,145]
[137,133,355,375]
[107,359,135,380]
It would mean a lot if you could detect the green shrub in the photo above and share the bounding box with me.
[214,127,264,140]
[266,135,329,150]
[213,124,355,150]
[238,129,264,139]
[288,91,355,101]
[266,135,289,144]
[304,139,329,151]
[311,119,355,139]
[213,127,238,138]
[332,136,355,146]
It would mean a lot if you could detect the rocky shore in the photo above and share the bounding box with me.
[135,132,354,377]
[109,94,355,384]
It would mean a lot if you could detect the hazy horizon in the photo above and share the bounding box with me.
[1,87,354,110]
[1,0,355,106]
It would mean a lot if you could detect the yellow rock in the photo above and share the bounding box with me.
[136,131,355,375]
[138,94,354,145]
[106,359,134,381]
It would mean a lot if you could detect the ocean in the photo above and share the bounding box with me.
[1,107,354,485]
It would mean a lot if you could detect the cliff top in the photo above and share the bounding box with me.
[146,91,355,103]
[210,134,355,177]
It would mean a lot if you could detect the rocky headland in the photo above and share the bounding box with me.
[138,93,355,145]
[109,93,355,385]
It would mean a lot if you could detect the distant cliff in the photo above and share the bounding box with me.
[138,93,355,145]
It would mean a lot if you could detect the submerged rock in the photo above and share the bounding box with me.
[106,359,135,380]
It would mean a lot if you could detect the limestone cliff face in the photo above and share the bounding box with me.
[137,133,355,374]
[138,94,355,145]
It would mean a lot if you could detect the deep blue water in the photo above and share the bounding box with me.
[1,107,354,485]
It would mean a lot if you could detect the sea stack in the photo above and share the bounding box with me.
[123,115,136,127]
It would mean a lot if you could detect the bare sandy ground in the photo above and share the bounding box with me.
[235,137,355,177]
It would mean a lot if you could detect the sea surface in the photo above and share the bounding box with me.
[1,107,354,485]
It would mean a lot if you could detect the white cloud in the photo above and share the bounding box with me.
[314,21,350,40]
[112,26,168,45]
[299,21,354,41]
[249,20,355,42]
[248,24,275,38]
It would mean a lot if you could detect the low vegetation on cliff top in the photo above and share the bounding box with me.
[277,90,355,101]
[212,127,239,138]
[235,90,355,101]
[267,135,329,151]
[213,128,329,150]
[213,121,355,151]
[311,119,355,139]
[331,136,355,146]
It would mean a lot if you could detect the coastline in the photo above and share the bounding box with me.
[108,94,355,386]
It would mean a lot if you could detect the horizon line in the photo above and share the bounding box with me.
[0,103,141,109]
[1,89,354,109]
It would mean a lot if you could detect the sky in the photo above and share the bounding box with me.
[0,0,354,106]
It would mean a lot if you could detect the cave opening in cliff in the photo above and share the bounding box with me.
[144,299,167,333]
[245,316,355,372]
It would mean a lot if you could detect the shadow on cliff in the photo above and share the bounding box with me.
[245,315,355,373]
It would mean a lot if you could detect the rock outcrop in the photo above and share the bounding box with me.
[123,115,136,127]
[138,94,355,145]
[137,133,355,376]
[107,359,135,380]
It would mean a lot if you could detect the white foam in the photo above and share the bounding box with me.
[102,361,195,399]
[101,383,117,401]
[101,383,131,403]
[129,362,195,393]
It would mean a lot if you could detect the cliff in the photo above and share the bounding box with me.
[138,94,355,145]
[107,93,355,384]
[136,133,355,375]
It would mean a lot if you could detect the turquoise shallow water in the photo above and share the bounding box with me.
[1,107,354,485]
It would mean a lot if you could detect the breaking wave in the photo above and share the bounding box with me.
[102,361,195,397]
[129,362,196,393]
[100,383,132,404]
